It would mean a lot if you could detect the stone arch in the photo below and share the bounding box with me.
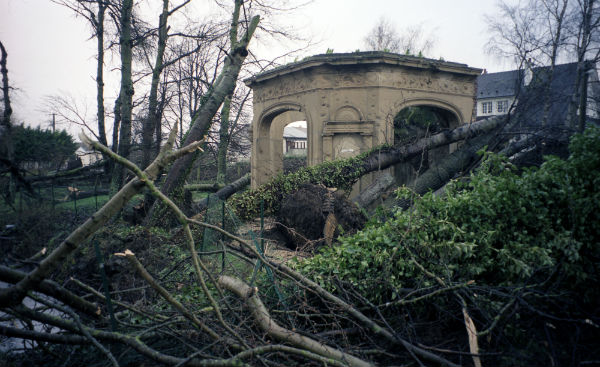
[334,105,363,121]
[391,99,463,186]
[252,102,311,186]
[394,98,463,128]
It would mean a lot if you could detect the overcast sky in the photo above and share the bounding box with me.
[0,0,514,131]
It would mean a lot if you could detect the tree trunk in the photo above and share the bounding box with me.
[218,275,374,367]
[568,0,595,129]
[146,1,259,225]
[578,60,590,132]
[358,117,504,174]
[216,93,232,184]
[352,171,395,209]
[95,0,107,148]
[192,173,250,213]
[185,182,225,192]
[0,41,15,203]
[396,131,497,209]
[541,0,568,127]
[141,0,169,170]
[111,94,121,154]
[110,0,134,195]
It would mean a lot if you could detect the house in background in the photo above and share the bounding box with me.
[475,62,600,125]
[476,69,519,118]
[283,125,307,156]
[75,143,103,166]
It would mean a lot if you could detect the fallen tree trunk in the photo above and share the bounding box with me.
[0,265,99,317]
[352,171,395,209]
[360,116,504,173]
[229,117,506,220]
[184,183,225,192]
[27,160,106,183]
[396,130,498,209]
[192,173,250,213]
[218,275,374,367]
[63,188,110,201]
[145,5,260,226]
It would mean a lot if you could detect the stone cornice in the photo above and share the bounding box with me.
[245,51,482,87]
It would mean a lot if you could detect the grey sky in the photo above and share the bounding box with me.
[0,0,511,131]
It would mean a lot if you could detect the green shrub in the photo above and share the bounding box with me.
[296,127,600,304]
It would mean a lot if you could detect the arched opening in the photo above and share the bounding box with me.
[392,104,460,187]
[282,119,308,173]
[253,104,309,186]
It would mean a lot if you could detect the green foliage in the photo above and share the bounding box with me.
[12,124,77,168]
[326,48,334,54]
[394,106,443,143]
[296,128,600,304]
[230,149,378,219]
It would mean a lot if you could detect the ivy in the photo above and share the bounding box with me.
[229,147,386,219]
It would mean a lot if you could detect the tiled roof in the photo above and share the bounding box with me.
[283,126,307,139]
[477,69,521,98]
[476,62,579,99]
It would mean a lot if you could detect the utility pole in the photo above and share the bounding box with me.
[52,113,56,133]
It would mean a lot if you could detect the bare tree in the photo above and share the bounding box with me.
[539,0,570,127]
[364,17,436,56]
[565,0,600,129]
[398,22,436,56]
[140,0,197,170]
[364,17,402,53]
[487,0,600,131]
[486,1,549,65]
[52,0,116,149]
[146,0,260,223]
[109,0,134,193]
[0,41,15,203]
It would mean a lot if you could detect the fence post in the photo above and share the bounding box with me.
[93,238,117,331]
[73,191,77,217]
[260,199,264,253]
[18,189,22,224]
[200,194,210,253]
[51,178,55,211]
[94,173,99,210]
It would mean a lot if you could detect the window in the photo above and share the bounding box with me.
[291,141,306,149]
[482,102,493,114]
[497,100,509,113]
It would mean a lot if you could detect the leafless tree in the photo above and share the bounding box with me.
[487,0,600,131]
[109,0,134,193]
[364,17,402,53]
[0,41,16,203]
[52,0,114,148]
[364,17,436,56]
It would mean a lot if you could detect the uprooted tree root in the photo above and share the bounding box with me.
[277,183,366,250]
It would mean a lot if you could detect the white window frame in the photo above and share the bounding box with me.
[482,101,493,114]
[497,100,509,113]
